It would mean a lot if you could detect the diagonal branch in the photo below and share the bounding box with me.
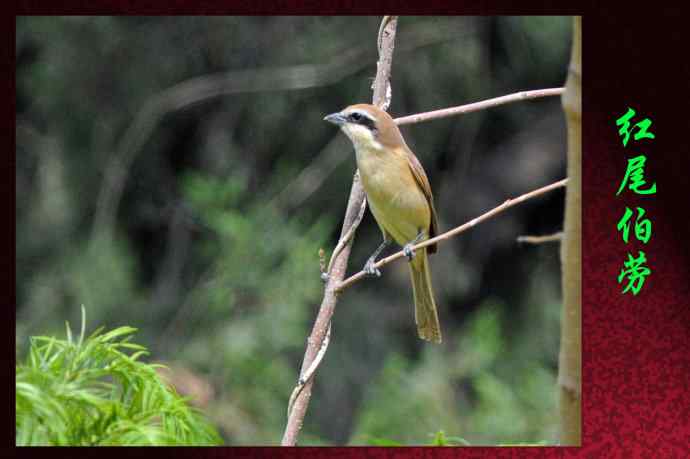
[280,16,399,447]
[336,178,568,293]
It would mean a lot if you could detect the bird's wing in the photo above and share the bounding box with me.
[403,147,439,254]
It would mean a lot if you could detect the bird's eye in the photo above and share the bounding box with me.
[350,112,362,122]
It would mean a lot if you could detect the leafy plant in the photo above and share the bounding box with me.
[15,309,222,446]
[430,430,471,446]
[367,430,547,446]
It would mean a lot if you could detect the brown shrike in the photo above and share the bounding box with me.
[325,104,442,343]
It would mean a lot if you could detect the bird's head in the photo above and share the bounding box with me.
[324,103,404,151]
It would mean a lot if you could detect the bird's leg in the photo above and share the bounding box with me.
[403,230,426,261]
[363,238,391,277]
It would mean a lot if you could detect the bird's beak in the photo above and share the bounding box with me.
[324,112,347,126]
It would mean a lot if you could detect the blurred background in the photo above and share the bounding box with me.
[16,16,572,445]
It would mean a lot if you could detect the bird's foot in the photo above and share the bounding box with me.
[403,243,416,261]
[363,259,381,277]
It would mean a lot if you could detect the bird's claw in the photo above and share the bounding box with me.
[363,260,381,277]
[320,272,330,283]
[403,244,416,261]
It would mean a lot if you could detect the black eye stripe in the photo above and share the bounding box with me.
[348,112,376,130]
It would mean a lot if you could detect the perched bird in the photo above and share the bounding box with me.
[324,104,442,343]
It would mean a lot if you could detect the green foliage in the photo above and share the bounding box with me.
[430,430,470,446]
[459,301,558,444]
[15,310,222,446]
[174,172,333,443]
[351,352,463,444]
[366,430,548,447]
[17,234,142,354]
[366,437,404,446]
[352,300,558,445]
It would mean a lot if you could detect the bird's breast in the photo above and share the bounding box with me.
[355,145,400,201]
[355,145,430,244]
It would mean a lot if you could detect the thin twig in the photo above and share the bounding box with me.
[394,88,564,125]
[336,178,569,293]
[326,193,367,277]
[517,232,563,244]
[280,16,399,447]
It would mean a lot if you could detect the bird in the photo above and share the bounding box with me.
[324,103,442,343]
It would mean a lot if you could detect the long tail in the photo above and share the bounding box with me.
[409,249,442,343]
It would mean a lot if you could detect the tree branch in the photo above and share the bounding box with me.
[280,16,399,446]
[517,232,563,244]
[394,88,564,125]
[336,178,568,293]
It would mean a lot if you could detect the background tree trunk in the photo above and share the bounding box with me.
[558,15,582,446]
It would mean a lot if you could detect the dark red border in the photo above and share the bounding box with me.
[15,2,585,16]
[10,6,690,459]
[580,10,690,459]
